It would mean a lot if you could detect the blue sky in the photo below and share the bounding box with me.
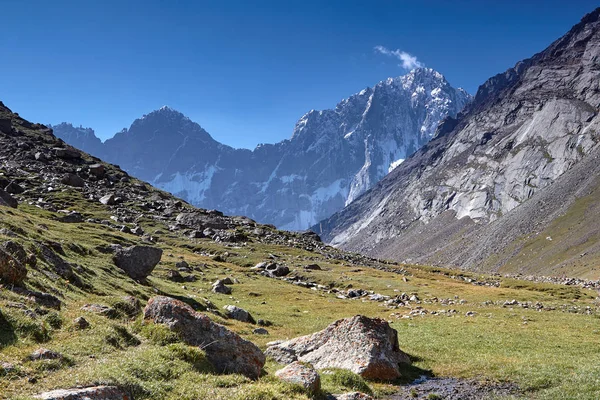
[1,0,597,149]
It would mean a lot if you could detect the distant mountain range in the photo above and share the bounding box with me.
[51,68,470,230]
[315,8,600,278]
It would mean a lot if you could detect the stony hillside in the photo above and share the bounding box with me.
[2,98,600,399]
[53,68,470,231]
[315,8,600,279]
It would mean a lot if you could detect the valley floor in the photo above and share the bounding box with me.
[0,202,599,399]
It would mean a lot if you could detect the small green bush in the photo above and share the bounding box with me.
[320,368,372,395]
[138,322,180,346]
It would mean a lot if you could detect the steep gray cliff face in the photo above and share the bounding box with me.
[53,69,469,230]
[315,8,600,273]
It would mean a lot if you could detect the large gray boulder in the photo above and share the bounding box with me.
[112,245,162,280]
[34,386,129,400]
[144,296,265,379]
[266,315,410,380]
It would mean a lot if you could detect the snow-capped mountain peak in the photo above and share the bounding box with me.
[53,68,470,231]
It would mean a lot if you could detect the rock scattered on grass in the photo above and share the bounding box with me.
[223,305,255,323]
[266,315,410,380]
[0,188,18,208]
[72,317,90,330]
[275,361,321,394]
[112,245,162,280]
[143,296,265,379]
[29,348,62,361]
[34,385,129,400]
[212,279,232,294]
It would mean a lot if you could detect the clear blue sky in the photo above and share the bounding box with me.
[1,0,597,149]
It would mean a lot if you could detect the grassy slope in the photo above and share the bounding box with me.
[0,189,599,400]
[488,184,600,279]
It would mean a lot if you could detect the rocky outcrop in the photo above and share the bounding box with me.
[34,386,129,400]
[112,245,163,280]
[143,296,265,379]
[316,8,600,276]
[53,69,470,230]
[265,315,410,380]
[275,361,321,394]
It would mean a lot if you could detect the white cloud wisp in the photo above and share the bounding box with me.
[374,45,423,70]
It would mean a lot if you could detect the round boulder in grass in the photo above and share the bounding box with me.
[275,361,321,394]
[112,245,162,280]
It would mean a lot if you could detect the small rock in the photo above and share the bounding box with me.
[0,188,18,208]
[265,263,290,277]
[5,181,24,194]
[212,279,232,294]
[223,305,255,323]
[334,392,374,400]
[1,361,16,374]
[34,386,129,400]
[166,269,184,282]
[99,194,117,205]
[73,317,90,330]
[253,327,269,335]
[53,147,80,159]
[304,263,322,270]
[81,304,118,319]
[189,230,205,239]
[57,211,83,223]
[60,173,85,188]
[88,164,106,178]
[29,348,62,361]
[275,361,321,394]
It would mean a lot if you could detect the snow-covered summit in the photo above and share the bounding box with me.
[53,68,470,231]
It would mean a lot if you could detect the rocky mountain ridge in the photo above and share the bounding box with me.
[315,8,600,278]
[52,68,470,230]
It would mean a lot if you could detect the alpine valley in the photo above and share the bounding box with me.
[51,68,470,231]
